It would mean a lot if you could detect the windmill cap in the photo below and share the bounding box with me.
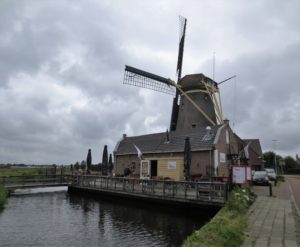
[179,74,217,90]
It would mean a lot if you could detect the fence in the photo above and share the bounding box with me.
[0,175,71,188]
[71,175,228,203]
[0,175,229,204]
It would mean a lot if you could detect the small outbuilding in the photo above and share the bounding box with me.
[114,121,261,181]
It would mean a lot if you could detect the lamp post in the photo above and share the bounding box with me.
[272,139,278,174]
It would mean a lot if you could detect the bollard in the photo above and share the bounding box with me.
[269,182,272,197]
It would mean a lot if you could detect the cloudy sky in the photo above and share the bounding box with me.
[1,0,300,164]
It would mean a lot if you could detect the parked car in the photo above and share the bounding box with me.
[252,171,269,185]
[265,168,277,181]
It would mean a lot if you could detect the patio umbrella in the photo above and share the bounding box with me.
[108,153,113,175]
[184,137,191,181]
[102,145,108,176]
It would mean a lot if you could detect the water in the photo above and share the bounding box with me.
[0,187,212,247]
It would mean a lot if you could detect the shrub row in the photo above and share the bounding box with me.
[182,186,255,247]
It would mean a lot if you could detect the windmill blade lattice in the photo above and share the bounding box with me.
[176,16,187,81]
[123,65,176,96]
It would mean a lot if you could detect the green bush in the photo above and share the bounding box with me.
[0,184,7,209]
[227,187,255,214]
[183,186,254,247]
[277,175,285,182]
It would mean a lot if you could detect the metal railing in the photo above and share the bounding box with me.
[70,175,228,203]
[0,175,229,203]
[0,175,71,187]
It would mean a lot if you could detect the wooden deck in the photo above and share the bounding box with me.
[1,175,229,208]
[69,175,229,209]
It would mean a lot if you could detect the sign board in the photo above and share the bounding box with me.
[220,152,226,163]
[140,160,150,179]
[246,167,252,181]
[168,161,176,169]
[279,159,285,166]
[232,166,247,184]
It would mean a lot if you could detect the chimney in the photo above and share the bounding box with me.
[123,133,127,139]
[224,119,229,125]
[165,129,170,143]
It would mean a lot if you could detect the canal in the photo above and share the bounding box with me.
[0,187,214,247]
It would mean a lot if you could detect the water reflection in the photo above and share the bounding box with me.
[0,190,213,247]
[12,186,67,195]
[67,194,211,247]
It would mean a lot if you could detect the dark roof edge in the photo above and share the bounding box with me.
[113,137,123,155]
[115,147,213,156]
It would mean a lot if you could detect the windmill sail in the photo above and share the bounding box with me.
[176,16,187,82]
[123,65,176,96]
[170,16,187,131]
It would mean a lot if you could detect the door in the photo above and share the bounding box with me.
[150,160,157,178]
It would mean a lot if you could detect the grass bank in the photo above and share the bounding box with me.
[0,184,7,209]
[0,166,70,177]
[182,187,255,247]
[0,167,47,177]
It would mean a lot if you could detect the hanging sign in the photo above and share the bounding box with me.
[220,152,226,163]
[168,161,176,169]
[232,166,247,184]
[246,167,252,181]
[140,160,150,179]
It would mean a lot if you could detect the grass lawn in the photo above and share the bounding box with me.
[0,167,63,177]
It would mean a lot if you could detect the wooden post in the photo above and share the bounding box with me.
[152,180,155,193]
[60,167,63,183]
[172,182,175,197]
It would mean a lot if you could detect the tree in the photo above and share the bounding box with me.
[263,151,282,166]
[86,149,92,173]
[284,156,297,170]
[102,145,108,176]
[74,162,80,170]
[80,160,86,171]
[263,151,276,168]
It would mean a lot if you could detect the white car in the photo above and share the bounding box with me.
[265,168,277,181]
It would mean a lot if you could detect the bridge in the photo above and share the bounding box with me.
[69,175,229,209]
[1,175,229,209]
[0,175,70,192]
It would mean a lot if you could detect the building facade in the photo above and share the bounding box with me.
[113,121,262,181]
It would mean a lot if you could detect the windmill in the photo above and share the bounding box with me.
[123,16,233,131]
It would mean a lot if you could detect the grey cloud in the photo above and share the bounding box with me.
[1,0,300,163]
